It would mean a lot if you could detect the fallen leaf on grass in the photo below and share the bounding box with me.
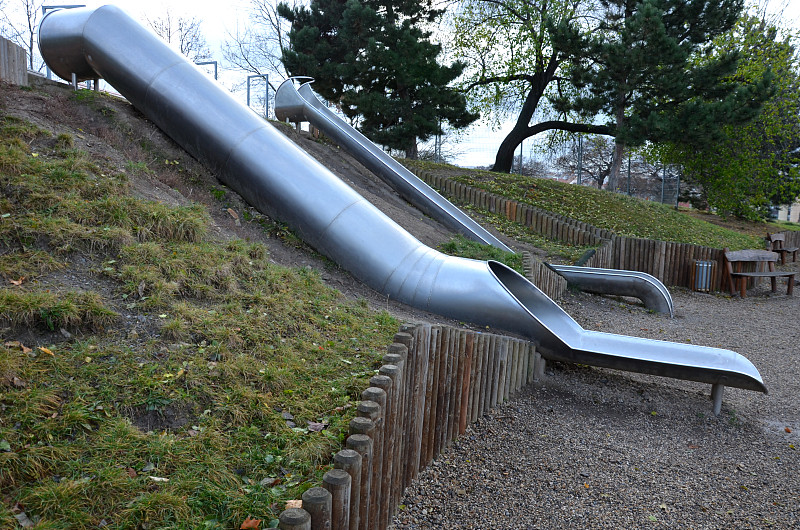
[240,516,261,529]
[126,467,137,478]
[9,277,25,286]
[12,377,26,388]
[4,341,32,354]
[38,346,54,356]
[14,511,35,528]
[148,476,169,482]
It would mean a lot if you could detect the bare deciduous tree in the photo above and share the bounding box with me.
[222,0,296,82]
[0,0,46,71]
[147,10,211,62]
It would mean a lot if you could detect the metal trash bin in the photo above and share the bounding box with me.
[691,260,717,292]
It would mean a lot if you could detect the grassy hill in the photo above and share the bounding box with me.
[404,160,795,252]
[0,83,398,528]
[2,79,796,528]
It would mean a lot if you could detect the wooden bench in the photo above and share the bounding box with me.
[723,248,795,298]
[766,233,798,265]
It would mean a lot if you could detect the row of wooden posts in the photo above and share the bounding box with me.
[277,323,542,530]
[522,252,568,300]
[413,169,613,248]
[411,168,769,293]
[0,38,28,87]
[584,237,725,291]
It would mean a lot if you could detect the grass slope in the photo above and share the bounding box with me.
[405,160,788,252]
[0,94,397,528]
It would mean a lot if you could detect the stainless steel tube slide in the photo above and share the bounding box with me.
[548,264,675,317]
[274,79,513,253]
[38,6,766,398]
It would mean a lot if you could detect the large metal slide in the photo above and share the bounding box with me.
[39,6,766,413]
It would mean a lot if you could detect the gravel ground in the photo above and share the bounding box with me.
[392,268,800,529]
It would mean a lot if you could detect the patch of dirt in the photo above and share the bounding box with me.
[128,401,202,433]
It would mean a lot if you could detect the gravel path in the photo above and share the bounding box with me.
[392,269,800,529]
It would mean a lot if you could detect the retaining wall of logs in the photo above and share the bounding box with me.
[0,37,27,86]
[409,168,750,292]
[412,169,613,248]
[277,323,542,530]
[584,237,725,291]
[522,251,568,300]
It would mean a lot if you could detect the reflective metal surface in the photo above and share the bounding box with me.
[39,6,766,395]
[549,264,674,317]
[274,79,513,253]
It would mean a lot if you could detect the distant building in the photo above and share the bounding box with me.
[777,202,800,223]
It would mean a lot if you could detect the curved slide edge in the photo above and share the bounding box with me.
[547,264,674,317]
[38,6,766,405]
[274,79,514,253]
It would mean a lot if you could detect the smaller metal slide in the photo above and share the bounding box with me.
[38,5,765,414]
[274,79,513,253]
[548,264,675,316]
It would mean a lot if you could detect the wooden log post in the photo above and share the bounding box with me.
[345,434,372,530]
[450,330,466,443]
[509,339,519,396]
[488,335,500,409]
[376,364,401,524]
[459,333,474,435]
[383,343,407,504]
[477,334,490,418]
[279,508,312,530]
[301,487,332,530]
[322,469,351,530]
[410,325,430,479]
[422,327,440,467]
[369,373,395,529]
[497,337,508,404]
[333,449,362,530]
[346,433,373,530]
[468,333,481,423]
[434,327,451,457]
[359,390,385,530]
[391,332,413,491]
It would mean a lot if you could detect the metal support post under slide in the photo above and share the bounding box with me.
[39,6,766,416]
[711,384,724,416]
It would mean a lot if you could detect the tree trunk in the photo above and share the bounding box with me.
[607,141,625,191]
[607,97,627,190]
[492,127,527,173]
[405,139,418,160]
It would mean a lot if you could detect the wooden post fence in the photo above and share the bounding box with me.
[278,324,540,530]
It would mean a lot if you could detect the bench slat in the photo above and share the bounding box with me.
[730,271,795,278]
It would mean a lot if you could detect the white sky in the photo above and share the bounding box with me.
[54,1,800,167]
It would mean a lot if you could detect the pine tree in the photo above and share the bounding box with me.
[550,0,769,190]
[279,0,477,158]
